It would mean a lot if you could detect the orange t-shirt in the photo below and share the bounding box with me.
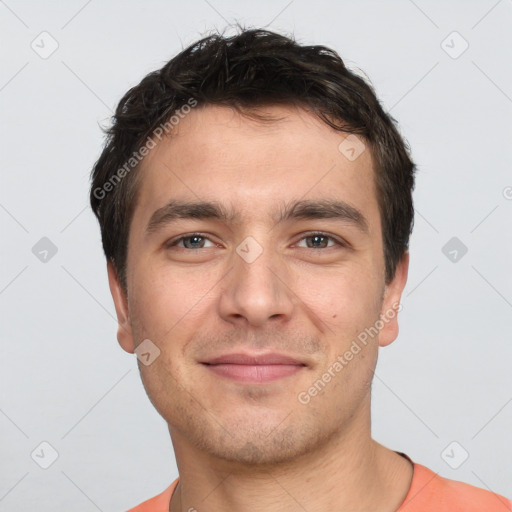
[126,453,511,511]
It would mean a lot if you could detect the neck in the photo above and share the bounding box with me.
[168,413,413,512]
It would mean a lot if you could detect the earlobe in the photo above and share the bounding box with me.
[107,260,135,354]
[378,252,409,348]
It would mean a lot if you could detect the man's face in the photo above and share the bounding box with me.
[108,104,408,465]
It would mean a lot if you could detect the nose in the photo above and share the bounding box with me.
[217,237,295,328]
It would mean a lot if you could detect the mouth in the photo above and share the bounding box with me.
[201,352,307,383]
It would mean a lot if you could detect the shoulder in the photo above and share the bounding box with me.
[399,462,512,511]
[125,478,179,512]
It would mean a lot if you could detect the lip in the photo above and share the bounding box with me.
[203,352,305,365]
[201,352,306,383]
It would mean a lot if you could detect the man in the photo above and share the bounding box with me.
[89,27,511,511]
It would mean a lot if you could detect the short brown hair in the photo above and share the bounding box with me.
[90,26,415,291]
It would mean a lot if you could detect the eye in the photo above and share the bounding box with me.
[165,232,346,251]
[166,233,216,250]
[295,232,345,249]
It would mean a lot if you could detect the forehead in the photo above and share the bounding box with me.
[132,104,380,232]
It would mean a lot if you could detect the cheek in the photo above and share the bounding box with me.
[129,260,211,340]
[291,267,383,398]
[293,265,382,331]
[128,269,202,412]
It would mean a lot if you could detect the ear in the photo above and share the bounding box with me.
[378,251,409,348]
[107,260,135,354]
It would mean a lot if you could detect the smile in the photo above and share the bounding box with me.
[202,362,305,383]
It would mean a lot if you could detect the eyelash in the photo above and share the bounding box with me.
[166,232,346,250]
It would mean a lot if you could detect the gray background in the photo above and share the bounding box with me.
[1,0,511,510]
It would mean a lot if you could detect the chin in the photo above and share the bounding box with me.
[198,421,326,468]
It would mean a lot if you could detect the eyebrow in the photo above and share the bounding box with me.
[145,198,369,236]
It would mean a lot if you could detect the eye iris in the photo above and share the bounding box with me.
[307,235,328,249]
[183,235,204,249]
